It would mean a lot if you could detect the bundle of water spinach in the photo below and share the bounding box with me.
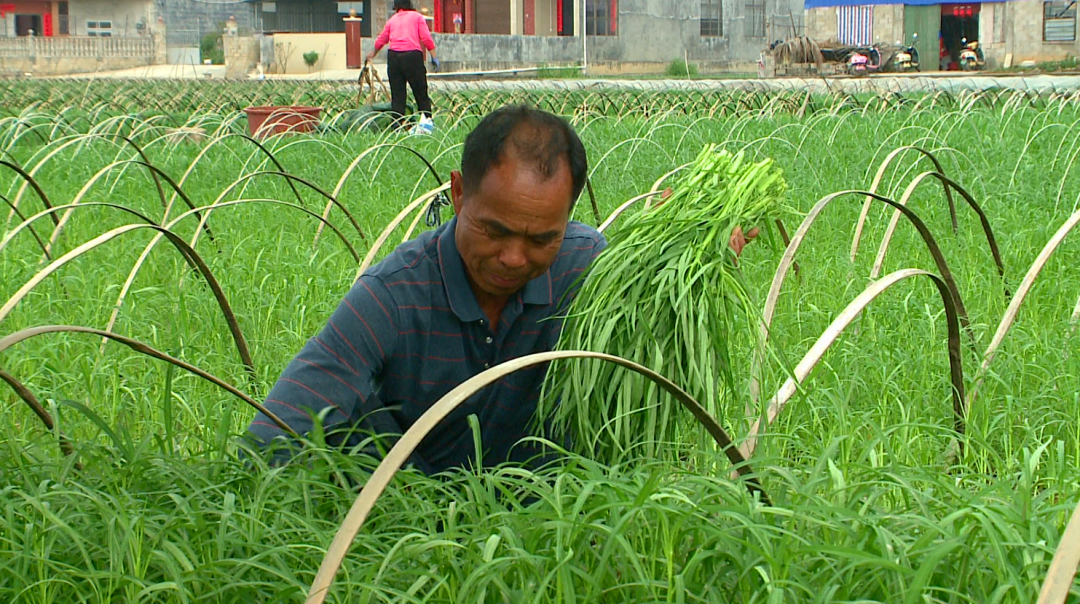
[541,146,788,465]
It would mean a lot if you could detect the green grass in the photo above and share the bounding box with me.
[0,83,1079,602]
[536,64,583,79]
[665,58,699,78]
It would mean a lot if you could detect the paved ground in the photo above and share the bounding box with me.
[51,63,1080,94]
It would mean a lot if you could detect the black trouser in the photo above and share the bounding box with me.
[387,49,432,125]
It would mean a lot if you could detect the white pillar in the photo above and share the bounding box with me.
[510,0,522,34]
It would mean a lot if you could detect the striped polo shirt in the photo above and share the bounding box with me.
[248,216,606,473]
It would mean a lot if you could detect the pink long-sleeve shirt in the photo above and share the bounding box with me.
[374,10,436,53]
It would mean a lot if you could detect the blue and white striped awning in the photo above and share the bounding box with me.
[837,6,873,45]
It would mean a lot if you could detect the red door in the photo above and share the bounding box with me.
[524,0,534,34]
[442,0,465,32]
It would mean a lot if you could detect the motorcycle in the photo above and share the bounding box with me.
[892,33,920,72]
[959,38,985,71]
[848,46,880,76]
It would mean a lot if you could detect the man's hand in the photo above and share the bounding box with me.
[429,57,441,72]
[652,187,759,260]
[365,52,377,63]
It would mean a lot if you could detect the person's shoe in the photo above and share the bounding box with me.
[409,116,434,136]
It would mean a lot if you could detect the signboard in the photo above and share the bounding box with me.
[943,4,979,17]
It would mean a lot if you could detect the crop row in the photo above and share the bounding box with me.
[4,79,1080,120]
[1,99,1078,602]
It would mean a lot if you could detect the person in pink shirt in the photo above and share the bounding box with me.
[367,0,440,130]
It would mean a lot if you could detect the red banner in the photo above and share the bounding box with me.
[0,4,15,18]
[43,12,53,36]
[556,0,562,32]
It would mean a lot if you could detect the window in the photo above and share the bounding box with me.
[86,20,112,37]
[1044,0,1077,42]
[59,1,69,35]
[337,2,364,14]
[701,0,722,36]
[586,0,616,36]
[744,0,765,38]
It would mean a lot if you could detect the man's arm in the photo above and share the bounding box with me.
[246,275,408,461]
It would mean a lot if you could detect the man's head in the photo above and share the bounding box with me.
[450,105,588,302]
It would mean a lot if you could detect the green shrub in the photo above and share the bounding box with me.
[199,30,224,65]
[536,64,582,79]
[303,51,320,70]
[666,58,698,78]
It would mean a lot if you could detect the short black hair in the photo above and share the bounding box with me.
[460,105,587,210]
[393,0,413,10]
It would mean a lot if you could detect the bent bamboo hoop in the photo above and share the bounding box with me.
[1036,496,1080,604]
[0,325,296,439]
[0,202,157,255]
[315,143,445,248]
[869,171,1004,282]
[194,170,365,248]
[0,367,75,458]
[305,350,766,604]
[99,165,355,352]
[749,190,970,406]
[967,209,1080,410]
[96,137,302,350]
[0,191,50,259]
[1,159,58,226]
[583,177,602,225]
[598,190,664,232]
[356,183,451,280]
[740,269,964,461]
[6,135,116,224]
[165,132,305,212]
[46,160,208,259]
[0,223,256,380]
[851,146,956,261]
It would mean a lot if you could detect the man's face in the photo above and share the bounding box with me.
[451,151,573,300]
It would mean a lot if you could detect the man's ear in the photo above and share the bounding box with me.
[450,170,464,215]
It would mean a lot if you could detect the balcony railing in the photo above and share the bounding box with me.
[0,36,155,59]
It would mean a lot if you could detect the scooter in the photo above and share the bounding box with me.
[848,47,880,76]
[959,38,985,71]
[892,33,920,72]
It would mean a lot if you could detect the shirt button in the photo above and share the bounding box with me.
[483,362,490,369]
[485,336,493,344]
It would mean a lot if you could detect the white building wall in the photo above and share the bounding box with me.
[69,0,155,37]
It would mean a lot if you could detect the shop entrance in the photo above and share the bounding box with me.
[940,3,980,70]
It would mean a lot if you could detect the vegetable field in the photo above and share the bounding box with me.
[2,80,1080,603]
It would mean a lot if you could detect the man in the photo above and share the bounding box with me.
[247,105,602,473]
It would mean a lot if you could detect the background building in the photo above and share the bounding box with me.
[0,0,154,38]
[247,0,808,71]
[805,0,1079,69]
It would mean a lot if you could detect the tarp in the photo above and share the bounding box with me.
[805,0,1008,9]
